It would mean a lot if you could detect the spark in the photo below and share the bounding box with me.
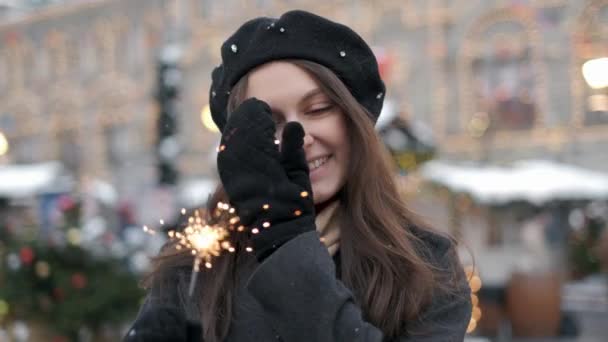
[142,202,249,297]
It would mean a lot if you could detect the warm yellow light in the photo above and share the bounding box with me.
[0,132,9,156]
[67,228,81,245]
[467,112,490,138]
[470,275,482,293]
[582,57,608,89]
[471,293,479,307]
[200,105,219,133]
[466,318,477,333]
[472,307,482,321]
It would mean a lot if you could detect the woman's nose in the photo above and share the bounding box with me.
[303,131,314,147]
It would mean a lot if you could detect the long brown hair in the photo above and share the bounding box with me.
[146,60,456,341]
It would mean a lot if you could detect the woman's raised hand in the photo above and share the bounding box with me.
[217,98,315,260]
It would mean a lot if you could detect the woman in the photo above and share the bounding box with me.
[126,10,471,342]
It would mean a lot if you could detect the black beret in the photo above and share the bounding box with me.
[209,10,386,132]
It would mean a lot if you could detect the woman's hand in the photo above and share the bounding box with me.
[123,305,202,342]
[217,98,315,260]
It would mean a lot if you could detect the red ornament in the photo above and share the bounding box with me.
[19,247,35,265]
[373,47,394,83]
[71,273,87,289]
[57,195,76,212]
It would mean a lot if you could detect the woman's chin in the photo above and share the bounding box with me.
[312,182,339,205]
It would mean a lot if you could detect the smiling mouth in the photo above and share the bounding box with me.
[308,155,331,171]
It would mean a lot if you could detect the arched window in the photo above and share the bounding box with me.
[461,9,545,137]
[111,16,130,74]
[93,19,118,74]
[4,35,31,90]
[126,22,146,74]
[45,30,69,81]
[572,0,608,126]
[48,85,83,173]
[90,76,138,177]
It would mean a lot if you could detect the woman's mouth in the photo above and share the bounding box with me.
[307,155,333,182]
[308,155,330,171]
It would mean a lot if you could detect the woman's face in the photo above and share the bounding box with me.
[245,61,350,205]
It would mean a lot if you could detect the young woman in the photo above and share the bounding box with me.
[125,10,472,342]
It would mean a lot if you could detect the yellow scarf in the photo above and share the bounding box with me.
[315,201,341,256]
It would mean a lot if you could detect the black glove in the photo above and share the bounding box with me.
[217,98,315,261]
[123,305,202,342]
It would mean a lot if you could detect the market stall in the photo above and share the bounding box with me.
[419,159,608,338]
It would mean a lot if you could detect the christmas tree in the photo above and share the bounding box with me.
[0,194,148,341]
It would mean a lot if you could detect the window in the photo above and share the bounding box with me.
[469,21,537,132]
[576,1,608,126]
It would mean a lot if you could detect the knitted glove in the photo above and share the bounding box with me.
[123,305,202,342]
[217,98,315,261]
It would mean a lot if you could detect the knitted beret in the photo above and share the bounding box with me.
[209,10,386,132]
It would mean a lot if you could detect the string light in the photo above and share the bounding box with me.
[465,265,483,334]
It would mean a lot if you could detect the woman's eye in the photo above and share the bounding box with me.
[308,105,333,115]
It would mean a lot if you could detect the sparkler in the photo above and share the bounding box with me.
[143,201,248,296]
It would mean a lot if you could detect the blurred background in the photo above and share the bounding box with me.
[0,0,607,341]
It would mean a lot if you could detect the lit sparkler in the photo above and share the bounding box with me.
[143,202,248,296]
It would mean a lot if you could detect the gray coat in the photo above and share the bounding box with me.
[128,229,472,341]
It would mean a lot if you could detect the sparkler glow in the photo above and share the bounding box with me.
[142,202,250,296]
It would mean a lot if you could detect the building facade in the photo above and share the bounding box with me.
[0,0,606,205]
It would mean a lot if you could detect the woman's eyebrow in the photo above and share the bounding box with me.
[299,88,325,103]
